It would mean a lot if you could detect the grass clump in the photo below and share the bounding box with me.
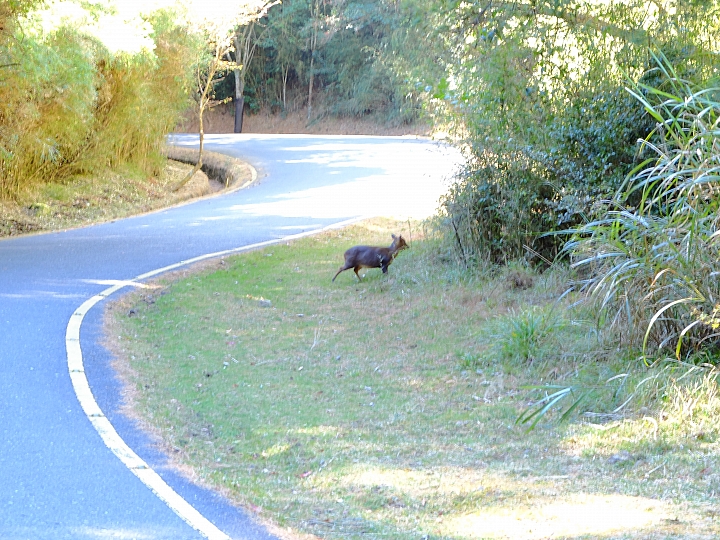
[109,219,720,540]
[482,306,569,365]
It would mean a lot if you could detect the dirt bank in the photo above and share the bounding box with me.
[177,103,432,137]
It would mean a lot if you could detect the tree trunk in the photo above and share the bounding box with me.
[234,95,245,133]
[173,112,203,192]
[174,53,214,192]
[232,63,244,133]
[232,35,245,134]
[307,5,318,121]
[307,54,314,120]
[197,116,205,172]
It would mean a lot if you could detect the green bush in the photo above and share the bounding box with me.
[436,81,656,266]
[0,27,98,195]
[424,2,720,269]
[436,150,562,266]
[541,87,654,197]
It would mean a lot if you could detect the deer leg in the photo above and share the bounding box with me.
[354,266,363,281]
[332,264,350,282]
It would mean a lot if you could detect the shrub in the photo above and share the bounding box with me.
[434,74,658,268]
[436,149,562,266]
[0,27,98,195]
[425,1,720,269]
[540,86,654,197]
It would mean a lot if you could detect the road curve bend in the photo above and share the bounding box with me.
[0,134,462,539]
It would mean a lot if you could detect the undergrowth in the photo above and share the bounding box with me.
[567,54,720,362]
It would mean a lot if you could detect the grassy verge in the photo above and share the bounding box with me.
[0,160,214,237]
[108,219,720,540]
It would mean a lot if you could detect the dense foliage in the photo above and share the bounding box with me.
[568,57,720,360]
[519,62,720,423]
[216,0,422,124]
[0,3,197,199]
[425,1,720,265]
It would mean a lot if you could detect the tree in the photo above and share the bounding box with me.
[175,0,277,190]
[306,0,322,119]
[230,12,278,133]
[231,22,255,133]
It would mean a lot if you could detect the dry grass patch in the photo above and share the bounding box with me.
[0,160,214,237]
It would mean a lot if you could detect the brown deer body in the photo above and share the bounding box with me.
[332,234,408,282]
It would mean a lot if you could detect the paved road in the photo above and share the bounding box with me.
[0,134,462,540]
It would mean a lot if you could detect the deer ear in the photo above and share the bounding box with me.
[391,234,397,240]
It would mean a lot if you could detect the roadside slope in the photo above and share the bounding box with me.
[0,147,254,238]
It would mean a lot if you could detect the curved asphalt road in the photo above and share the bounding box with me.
[0,134,462,540]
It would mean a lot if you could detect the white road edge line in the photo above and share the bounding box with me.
[65,214,370,540]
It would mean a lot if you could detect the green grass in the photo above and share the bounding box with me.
[108,220,720,540]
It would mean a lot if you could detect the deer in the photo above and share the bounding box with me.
[332,234,409,282]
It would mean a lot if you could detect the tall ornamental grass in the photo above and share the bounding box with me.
[567,55,720,361]
[0,9,195,199]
